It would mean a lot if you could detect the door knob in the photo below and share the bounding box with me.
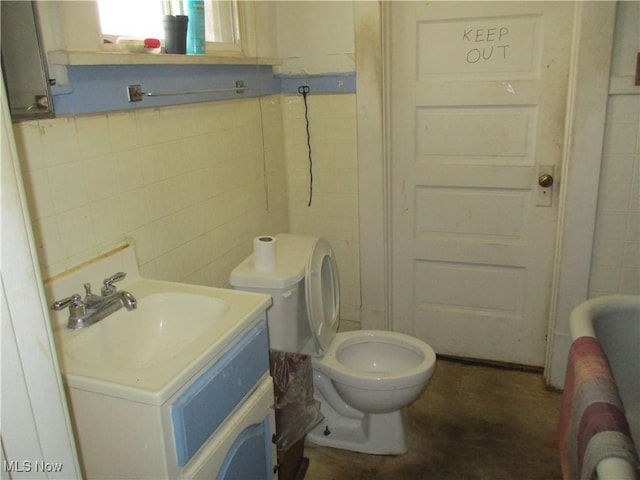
[538,174,554,188]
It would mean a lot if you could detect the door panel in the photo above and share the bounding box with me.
[391,2,574,366]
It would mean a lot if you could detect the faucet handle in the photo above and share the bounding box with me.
[101,272,126,296]
[52,294,82,311]
[51,294,86,319]
[52,294,87,329]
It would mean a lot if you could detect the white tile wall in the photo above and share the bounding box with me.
[13,92,362,324]
[589,94,640,296]
[282,93,361,323]
[13,96,289,288]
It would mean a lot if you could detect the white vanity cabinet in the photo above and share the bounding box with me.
[67,317,277,479]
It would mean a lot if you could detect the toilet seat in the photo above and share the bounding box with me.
[305,238,340,354]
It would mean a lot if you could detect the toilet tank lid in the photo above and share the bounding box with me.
[229,234,318,290]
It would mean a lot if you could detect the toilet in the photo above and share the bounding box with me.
[230,234,436,455]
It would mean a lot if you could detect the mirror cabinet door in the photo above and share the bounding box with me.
[1,1,55,120]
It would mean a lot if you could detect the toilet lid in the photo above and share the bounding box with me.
[305,238,340,354]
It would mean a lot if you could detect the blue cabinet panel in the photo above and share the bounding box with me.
[172,320,269,466]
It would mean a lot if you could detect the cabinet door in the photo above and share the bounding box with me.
[217,416,274,479]
[186,377,276,479]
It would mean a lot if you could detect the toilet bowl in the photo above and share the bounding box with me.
[230,234,436,455]
[315,330,436,413]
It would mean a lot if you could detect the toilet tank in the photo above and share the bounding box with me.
[230,234,317,353]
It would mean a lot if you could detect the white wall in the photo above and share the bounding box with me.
[275,1,355,75]
[588,1,640,297]
[274,1,361,324]
[546,1,637,388]
[282,93,360,323]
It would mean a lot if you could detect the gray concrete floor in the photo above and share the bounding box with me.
[303,358,562,480]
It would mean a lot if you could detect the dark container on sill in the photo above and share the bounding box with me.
[163,15,188,54]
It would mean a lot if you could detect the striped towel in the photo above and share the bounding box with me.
[558,336,639,479]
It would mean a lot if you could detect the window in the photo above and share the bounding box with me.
[96,0,241,52]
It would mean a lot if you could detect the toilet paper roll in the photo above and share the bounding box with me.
[254,236,277,271]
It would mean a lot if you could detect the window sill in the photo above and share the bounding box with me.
[48,50,281,67]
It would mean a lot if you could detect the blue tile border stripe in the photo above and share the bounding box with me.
[51,64,356,116]
[53,64,279,115]
[278,72,356,94]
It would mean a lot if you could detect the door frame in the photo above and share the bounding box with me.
[1,73,82,476]
[355,1,616,386]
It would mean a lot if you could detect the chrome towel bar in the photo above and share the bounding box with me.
[126,81,246,102]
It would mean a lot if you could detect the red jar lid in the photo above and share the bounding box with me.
[144,38,161,48]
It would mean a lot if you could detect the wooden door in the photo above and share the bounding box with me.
[390,1,574,366]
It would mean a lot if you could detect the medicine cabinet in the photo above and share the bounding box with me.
[1,1,55,120]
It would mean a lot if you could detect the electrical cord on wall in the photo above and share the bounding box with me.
[298,85,313,207]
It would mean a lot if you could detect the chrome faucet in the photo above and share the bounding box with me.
[51,272,137,330]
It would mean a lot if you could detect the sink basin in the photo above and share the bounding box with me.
[64,292,229,370]
[48,246,272,405]
[53,279,271,404]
